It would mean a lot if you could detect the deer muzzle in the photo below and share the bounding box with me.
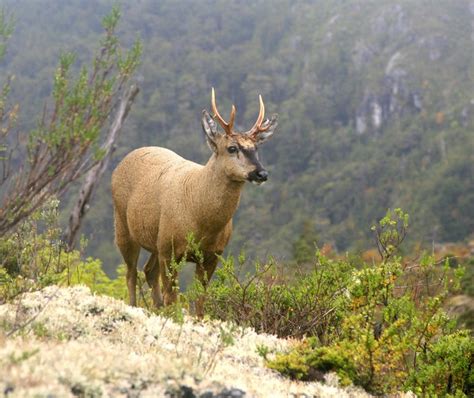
[248,169,268,184]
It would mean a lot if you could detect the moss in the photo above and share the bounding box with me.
[267,349,310,381]
[305,347,358,387]
[268,344,358,386]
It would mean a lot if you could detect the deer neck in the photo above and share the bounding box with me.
[191,154,244,230]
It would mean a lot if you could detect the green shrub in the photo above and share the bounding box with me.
[2,200,471,397]
[199,252,353,340]
[406,330,474,397]
[268,339,358,386]
[256,209,470,395]
[61,255,127,299]
[0,199,133,305]
[0,199,66,301]
[460,258,474,297]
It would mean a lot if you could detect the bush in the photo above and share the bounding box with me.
[268,339,358,386]
[460,257,474,297]
[199,252,353,340]
[0,199,135,306]
[2,201,471,396]
[406,330,474,397]
[198,209,471,395]
[0,199,66,302]
[0,6,141,237]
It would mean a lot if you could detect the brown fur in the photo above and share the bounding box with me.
[112,95,277,315]
[112,142,256,312]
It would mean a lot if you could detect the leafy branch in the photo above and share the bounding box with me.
[0,6,141,237]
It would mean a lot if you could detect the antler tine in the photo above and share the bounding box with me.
[211,88,225,128]
[228,104,236,131]
[256,95,265,127]
[211,87,235,136]
[246,94,269,137]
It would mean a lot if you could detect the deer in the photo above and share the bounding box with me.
[111,88,278,315]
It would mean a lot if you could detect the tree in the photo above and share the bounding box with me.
[292,220,319,264]
[65,83,139,249]
[0,7,141,238]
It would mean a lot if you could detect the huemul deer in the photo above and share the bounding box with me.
[111,88,278,314]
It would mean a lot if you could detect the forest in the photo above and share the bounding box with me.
[1,0,472,269]
[0,1,473,397]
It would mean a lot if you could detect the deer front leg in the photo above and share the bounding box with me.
[144,252,163,308]
[195,253,219,318]
[158,254,179,306]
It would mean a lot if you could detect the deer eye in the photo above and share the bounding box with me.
[227,146,238,154]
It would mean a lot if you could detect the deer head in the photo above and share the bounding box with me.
[201,88,278,184]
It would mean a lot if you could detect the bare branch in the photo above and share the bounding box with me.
[65,85,139,250]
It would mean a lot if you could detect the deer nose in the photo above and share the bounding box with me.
[248,169,268,184]
[256,170,268,181]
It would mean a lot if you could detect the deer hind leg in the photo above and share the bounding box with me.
[144,252,163,308]
[114,211,140,306]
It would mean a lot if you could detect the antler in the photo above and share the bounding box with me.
[210,88,271,140]
[244,94,270,139]
[211,87,236,136]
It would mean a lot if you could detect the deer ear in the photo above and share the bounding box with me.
[255,114,278,144]
[201,110,219,152]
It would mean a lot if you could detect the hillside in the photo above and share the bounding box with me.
[0,286,376,397]
[0,0,473,271]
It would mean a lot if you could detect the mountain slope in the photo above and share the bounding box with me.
[1,0,472,268]
[0,286,374,397]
